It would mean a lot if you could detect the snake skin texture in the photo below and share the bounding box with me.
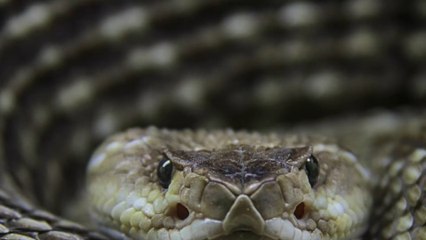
[0,0,425,239]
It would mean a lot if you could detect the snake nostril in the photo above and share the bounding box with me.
[176,203,189,220]
[294,202,305,219]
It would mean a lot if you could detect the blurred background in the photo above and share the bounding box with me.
[0,0,425,216]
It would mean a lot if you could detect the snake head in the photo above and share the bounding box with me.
[87,128,372,240]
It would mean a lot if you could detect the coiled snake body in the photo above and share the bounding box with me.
[0,1,426,240]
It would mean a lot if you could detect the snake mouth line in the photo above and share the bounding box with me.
[211,231,266,240]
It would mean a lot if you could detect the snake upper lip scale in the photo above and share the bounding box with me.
[87,127,372,240]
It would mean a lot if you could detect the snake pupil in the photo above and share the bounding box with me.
[305,155,319,187]
[157,158,173,188]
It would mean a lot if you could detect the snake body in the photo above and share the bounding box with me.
[0,1,426,240]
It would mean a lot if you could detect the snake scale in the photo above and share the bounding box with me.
[0,0,425,239]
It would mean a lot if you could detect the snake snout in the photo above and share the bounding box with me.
[222,195,265,234]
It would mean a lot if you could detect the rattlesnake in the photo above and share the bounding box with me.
[0,1,425,239]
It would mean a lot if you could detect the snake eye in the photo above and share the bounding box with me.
[157,158,173,188]
[305,155,319,187]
